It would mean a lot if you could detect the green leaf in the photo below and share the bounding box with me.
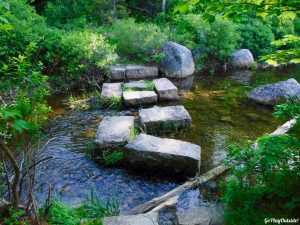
[289,58,300,64]
[13,119,32,132]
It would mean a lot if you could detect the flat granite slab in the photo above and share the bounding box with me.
[103,212,159,225]
[124,134,201,176]
[110,65,126,80]
[94,116,134,148]
[126,65,158,79]
[101,83,122,99]
[123,91,157,106]
[153,78,179,101]
[123,80,150,90]
[139,105,191,133]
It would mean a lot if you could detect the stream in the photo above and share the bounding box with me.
[35,67,300,214]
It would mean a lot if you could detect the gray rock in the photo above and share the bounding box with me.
[153,78,179,101]
[176,204,224,225]
[247,78,300,105]
[177,207,211,225]
[161,41,195,78]
[231,49,255,69]
[123,91,157,106]
[139,105,191,133]
[123,80,149,90]
[94,116,134,148]
[103,212,159,225]
[124,134,201,176]
[101,83,122,99]
[111,65,126,80]
[126,65,158,79]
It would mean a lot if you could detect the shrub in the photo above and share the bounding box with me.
[0,0,117,91]
[237,19,275,58]
[107,18,168,63]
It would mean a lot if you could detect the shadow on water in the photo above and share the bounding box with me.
[36,66,300,212]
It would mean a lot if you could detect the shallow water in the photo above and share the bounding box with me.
[35,66,300,212]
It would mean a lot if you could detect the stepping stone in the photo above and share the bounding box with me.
[94,116,134,148]
[110,65,126,80]
[126,65,158,79]
[123,80,150,90]
[101,83,122,99]
[153,78,179,101]
[124,134,201,176]
[139,105,191,133]
[123,91,157,106]
[103,212,159,225]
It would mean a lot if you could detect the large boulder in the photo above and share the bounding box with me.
[247,78,300,105]
[124,134,201,176]
[231,49,255,69]
[161,41,195,78]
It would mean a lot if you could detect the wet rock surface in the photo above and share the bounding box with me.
[161,41,195,78]
[153,78,179,101]
[101,83,123,99]
[231,49,255,69]
[123,91,158,106]
[247,78,300,105]
[94,116,134,148]
[103,212,159,225]
[126,65,158,79]
[139,106,191,134]
[124,134,201,177]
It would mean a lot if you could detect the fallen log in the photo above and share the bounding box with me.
[125,117,298,215]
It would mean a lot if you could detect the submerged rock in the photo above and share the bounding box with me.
[101,83,123,99]
[103,212,159,225]
[126,65,158,79]
[139,105,191,134]
[231,49,255,69]
[124,134,201,176]
[123,91,157,106]
[247,78,300,105]
[153,78,179,101]
[161,41,195,78]
[94,116,134,148]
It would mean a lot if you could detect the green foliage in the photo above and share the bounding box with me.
[223,134,300,224]
[0,0,116,91]
[97,149,124,166]
[206,18,239,63]
[273,96,300,124]
[47,192,119,225]
[0,0,13,31]
[108,18,168,63]
[175,0,300,65]
[122,81,155,92]
[2,208,29,225]
[0,44,51,142]
[237,19,275,58]
[44,0,128,27]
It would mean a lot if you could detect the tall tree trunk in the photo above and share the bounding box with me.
[0,141,20,210]
[162,0,166,15]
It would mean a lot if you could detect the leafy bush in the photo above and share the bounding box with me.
[237,19,275,58]
[223,135,300,225]
[44,0,128,27]
[169,14,209,50]
[108,18,168,63]
[0,0,117,91]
